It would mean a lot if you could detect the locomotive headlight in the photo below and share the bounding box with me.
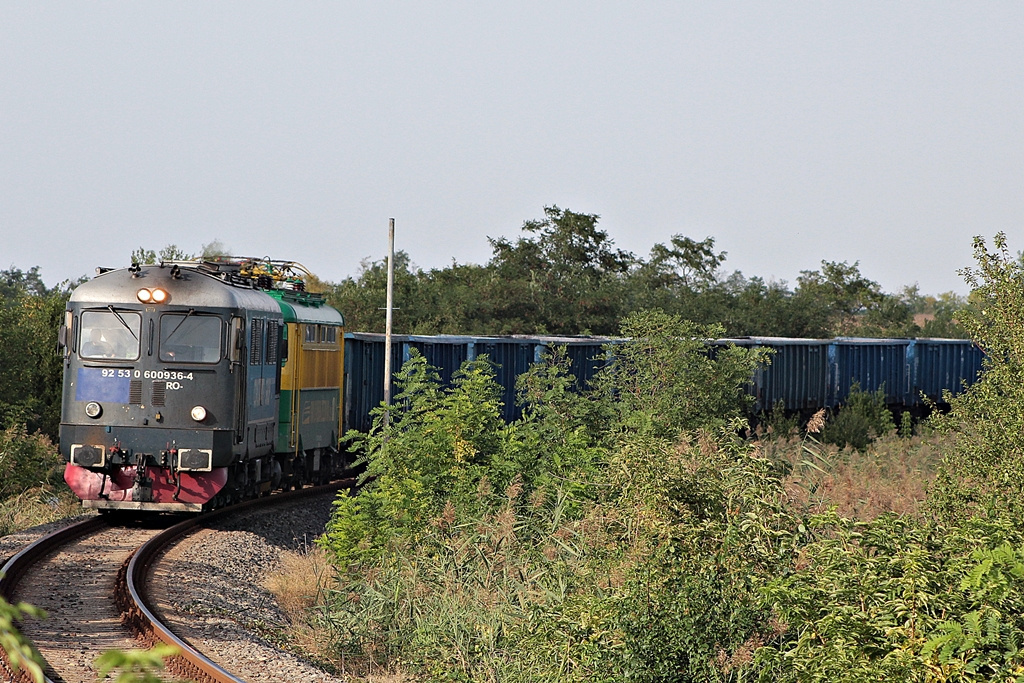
[190,405,207,422]
[137,288,169,303]
[85,402,102,418]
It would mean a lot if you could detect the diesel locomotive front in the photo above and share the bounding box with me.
[59,258,345,512]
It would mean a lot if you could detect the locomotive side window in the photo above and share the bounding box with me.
[80,310,142,360]
[159,314,222,363]
[230,317,244,364]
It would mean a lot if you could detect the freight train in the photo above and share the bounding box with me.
[342,333,985,431]
[58,257,985,513]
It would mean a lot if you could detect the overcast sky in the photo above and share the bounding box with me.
[2,3,1022,296]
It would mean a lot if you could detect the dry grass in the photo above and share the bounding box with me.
[265,547,413,682]
[0,487,85,536]
[264,548,336,665]
[762,430,948,520]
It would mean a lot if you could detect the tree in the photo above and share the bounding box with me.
[130,245,194,265]
[0,269,73,436]
[793,260,914,337]
[323,251,426,333]
[200,240,229,259]
[641,235,726,290]
[320,207,948,338]
[1,266,49,300]
[489,206,635,280]
[930,232,1024,521]
[484,206,635,334]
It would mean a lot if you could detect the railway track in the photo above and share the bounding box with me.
[0,482,352,683]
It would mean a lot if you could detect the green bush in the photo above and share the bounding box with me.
[0,596,45,683]
[760,400,800,439]
[318,347,613,679]
[821,385,896,451]
[597,310,771,437]
[610,426,800,682]
[0,423,63,500]
[756,513,1024,682]
[321,352,507,569]
[317,310,780,681]
[929,233,1024,523]
[0,282,70,438]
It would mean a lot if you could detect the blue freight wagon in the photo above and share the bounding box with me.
[905,338,985,409]
[726,337,831,414]
[343,332,985,435]
[343,333,610,433]
[827,338,913,408]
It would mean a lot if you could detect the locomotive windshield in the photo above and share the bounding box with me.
[80,310,141,360]
[159,313,222,363]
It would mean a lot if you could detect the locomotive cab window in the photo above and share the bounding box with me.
[80,310,142,360]
[159,313,222,363]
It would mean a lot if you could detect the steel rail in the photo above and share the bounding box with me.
[0,515,110,683]
[0,479,352,683]
[0,516,108,602]
[122,481,353,683]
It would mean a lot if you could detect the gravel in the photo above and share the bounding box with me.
[0,513,95,569]
[151,493,348,682]
[2,493,348,683]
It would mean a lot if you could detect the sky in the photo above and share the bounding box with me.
[2,3,1022,297]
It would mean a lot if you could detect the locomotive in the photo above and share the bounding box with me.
[58,258,346,512]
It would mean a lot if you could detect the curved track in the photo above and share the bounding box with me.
[0,482,352,683]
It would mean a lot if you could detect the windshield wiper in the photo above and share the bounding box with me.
[164,308,196,343]
[107,305,139,340]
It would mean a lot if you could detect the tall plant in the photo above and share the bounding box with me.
[929,232,1024,522]
[598,310,771,438]
[321,352,505,569]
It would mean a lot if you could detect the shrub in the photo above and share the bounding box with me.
[610,426,800,682]
[756,514,1024,682]
[929,233,1024,524]
[0,423,63,500]
[597,310,771,437]
[760,400,800,439]
[316,311,777,681]
[320,352,506,569]
[318,347,614,679]
[821,385,896,451]
[0,596,45,683]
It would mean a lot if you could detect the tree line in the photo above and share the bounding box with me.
[323,206,966,339]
